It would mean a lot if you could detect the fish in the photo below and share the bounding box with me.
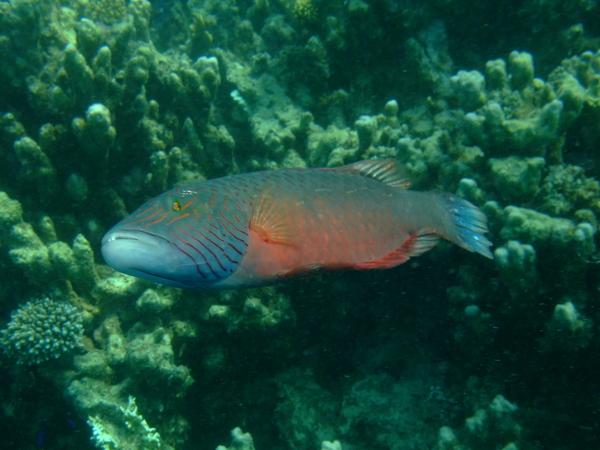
[101,159,493,290]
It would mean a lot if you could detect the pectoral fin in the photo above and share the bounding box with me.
[250,187,297,246]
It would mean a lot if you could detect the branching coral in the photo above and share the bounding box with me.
[0,297,83,365]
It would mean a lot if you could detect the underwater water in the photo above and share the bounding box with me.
[0,0,600,449]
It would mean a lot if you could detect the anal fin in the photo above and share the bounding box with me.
[354,229,440,270]
[277,264,326,279]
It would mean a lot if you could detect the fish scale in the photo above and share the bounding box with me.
[102,159,493,290]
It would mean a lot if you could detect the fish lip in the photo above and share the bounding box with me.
[101,229,168,246]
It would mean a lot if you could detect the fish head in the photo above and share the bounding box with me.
[101,185,250,289]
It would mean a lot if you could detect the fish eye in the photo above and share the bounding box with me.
[172,200,182,211]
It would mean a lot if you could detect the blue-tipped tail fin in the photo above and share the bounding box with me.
[438,193,493,259]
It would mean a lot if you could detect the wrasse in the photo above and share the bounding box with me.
[101,159,492,290]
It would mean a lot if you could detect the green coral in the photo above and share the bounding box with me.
[8,222,55,284]
[538,164,600,217]
[488,156,545,202]
[0,298,83,365]
[549,49,600,122]
[216,428,257,450]
[292,0,319,25]
[540,300,593,352]
[449,70,487,111]
[83,0,128,25]
[0,191,23,235]
[500,205,594,254]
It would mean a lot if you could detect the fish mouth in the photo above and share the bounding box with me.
[101,229,209,289]
[101,229,167,247]
[101,228,219,289]
[101,230,185,284]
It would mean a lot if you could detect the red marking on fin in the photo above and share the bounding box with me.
[336,159,411,189]
[250,188,296,246]
[354,229,440,269]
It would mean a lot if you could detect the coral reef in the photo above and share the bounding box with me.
[0,0,599,449]
[433,395,521,450]
[216,428,256,450]
[88,396,167,450]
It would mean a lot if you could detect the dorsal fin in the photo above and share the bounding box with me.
[337,159,411,189]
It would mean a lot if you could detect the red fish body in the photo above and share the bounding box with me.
[101,160,492,289]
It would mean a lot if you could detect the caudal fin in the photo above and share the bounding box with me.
[437,193,493,259]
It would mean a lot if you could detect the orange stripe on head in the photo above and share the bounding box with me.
[181,199,195,209]
[127,208,164,225]
[145,212,170,226]
[166,213,190,226]
[135,204,158,217]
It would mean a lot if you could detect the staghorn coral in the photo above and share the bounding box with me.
[0,297,83,365]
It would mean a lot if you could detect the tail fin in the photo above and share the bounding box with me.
[437,193,493,259]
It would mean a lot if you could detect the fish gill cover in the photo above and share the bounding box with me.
[0,0,599,449]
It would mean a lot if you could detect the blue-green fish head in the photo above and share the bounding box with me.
[101,184,251,289]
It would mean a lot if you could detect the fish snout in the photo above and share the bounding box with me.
[101,229,197,288]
